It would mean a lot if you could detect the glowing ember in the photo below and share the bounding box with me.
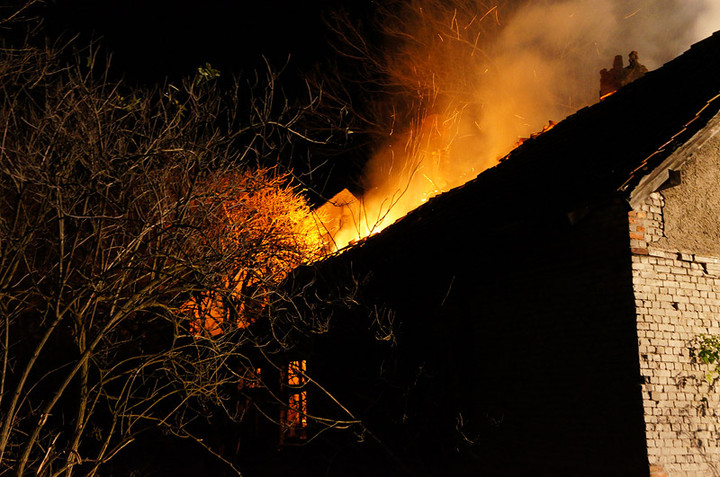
[515,120,558,148]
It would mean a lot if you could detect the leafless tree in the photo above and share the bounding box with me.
[0,19,362,476]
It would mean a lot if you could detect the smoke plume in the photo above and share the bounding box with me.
[329,0,720,249]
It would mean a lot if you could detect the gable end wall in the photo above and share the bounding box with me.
[632,191,720,476]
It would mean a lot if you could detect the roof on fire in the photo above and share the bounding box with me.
[318,30,720,265]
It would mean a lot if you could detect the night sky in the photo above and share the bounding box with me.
[37,0,377,200]
[44,0,362,82]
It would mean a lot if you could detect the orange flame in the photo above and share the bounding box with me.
[319,116,558,251]
[599,90,616,101]
[318,0,700,251]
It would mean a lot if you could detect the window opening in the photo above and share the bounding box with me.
[281,359,308,443]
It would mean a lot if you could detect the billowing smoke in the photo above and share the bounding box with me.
[696,0,720,40]
[329,0,720,249]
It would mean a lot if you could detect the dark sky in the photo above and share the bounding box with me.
[40,0,375,200]
[44,0,362,82]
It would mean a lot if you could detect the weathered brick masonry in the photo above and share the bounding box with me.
[632,187,720,475]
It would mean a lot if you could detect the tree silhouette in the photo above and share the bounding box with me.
[0,16,352,475]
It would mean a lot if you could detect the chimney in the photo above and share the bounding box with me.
[600,51,648,100]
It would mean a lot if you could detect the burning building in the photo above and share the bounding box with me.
[283,30,720,476]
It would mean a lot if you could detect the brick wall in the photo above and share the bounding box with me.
[632,192,720,476]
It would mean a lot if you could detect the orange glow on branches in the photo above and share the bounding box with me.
[181,170,324,335]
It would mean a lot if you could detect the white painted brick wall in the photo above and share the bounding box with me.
[632,192,720,476]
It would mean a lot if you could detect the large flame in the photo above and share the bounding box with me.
[321,0,720,250]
